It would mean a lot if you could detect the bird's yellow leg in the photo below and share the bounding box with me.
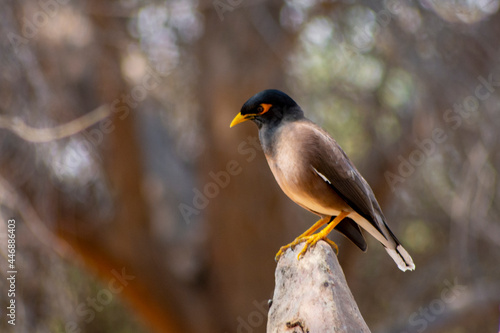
[296,211,350,260]
[275,217,330,261]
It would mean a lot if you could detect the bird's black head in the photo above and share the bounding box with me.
[230,89,302,129]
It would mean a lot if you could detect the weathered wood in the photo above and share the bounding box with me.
[267,241,371,333]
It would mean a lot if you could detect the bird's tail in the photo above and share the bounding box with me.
[385,244,415,272]
[381,220,415,271]
[351,212,415,271]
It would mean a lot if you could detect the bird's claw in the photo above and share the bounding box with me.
[324,238,339,255]
[275,235,339,262]
[296,235,339,259]
[275,236,308,262]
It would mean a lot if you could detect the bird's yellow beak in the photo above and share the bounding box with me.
[230,104,272,127]
[230,112,250,128]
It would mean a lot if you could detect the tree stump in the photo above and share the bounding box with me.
[267,241,371,333]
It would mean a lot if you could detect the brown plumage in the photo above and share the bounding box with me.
[230,89,415,271]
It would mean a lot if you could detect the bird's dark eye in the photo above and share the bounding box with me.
[257,105,264,113]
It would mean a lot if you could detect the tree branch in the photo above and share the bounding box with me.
[268,241,371,333]
[0,104,110,143]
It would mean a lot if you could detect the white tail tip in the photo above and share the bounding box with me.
[386,245,415,272]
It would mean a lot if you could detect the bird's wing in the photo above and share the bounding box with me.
[335,218,367,251]
[304,123,388,239]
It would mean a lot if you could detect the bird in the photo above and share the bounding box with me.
[230,89,415,271]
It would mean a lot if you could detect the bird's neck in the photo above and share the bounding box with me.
[259,123,279,157]
[258,106,305,157]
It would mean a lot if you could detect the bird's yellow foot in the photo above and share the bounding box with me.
[296,234,338,260]
[275,212,349,262]
[275,235,339,261]
[275,236,308,262]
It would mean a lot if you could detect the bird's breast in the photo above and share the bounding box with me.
[263,121,350,217]
[266,155,345,217]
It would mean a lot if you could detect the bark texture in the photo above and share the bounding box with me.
[268,241,371,333]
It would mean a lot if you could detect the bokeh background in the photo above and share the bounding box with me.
[1,0,500,332]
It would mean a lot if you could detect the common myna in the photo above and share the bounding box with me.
[230,89,415,271]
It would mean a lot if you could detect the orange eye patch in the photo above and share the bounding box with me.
[259,103,272,114]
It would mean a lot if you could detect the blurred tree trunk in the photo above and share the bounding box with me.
[195,1,296,331]
[0,1,196,332]
[55,4,189,331]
